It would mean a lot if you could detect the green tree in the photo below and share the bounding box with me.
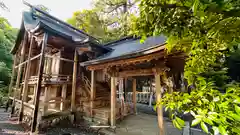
[136,0,240,134]
[67,9,108,43]
[0,17,17,94]
[94,0,139,39]
[67,2,138,43]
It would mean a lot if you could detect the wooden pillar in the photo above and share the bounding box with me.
[155,73,165,135]
[19,36,34,122]
[43,86,49,115]
[124,78,128,102]
[71,49,78,122]
[110,77,117,127]
[11,36,27,116]
[60,84,67,111]
[123,78,126,100]
[90,70,96,119]
[132,78,137,114]
[149,78,153,107]
[33,85,37,103]
[31,32,48,133]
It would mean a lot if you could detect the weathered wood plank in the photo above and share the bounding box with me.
[90,70,96,119]
[11,33,27,116]
[60,84,67,111]
[43,86,49,115]
[31,33,48,133]
[132,78,137,114]
[119,68,153,77]
[45,54,74,62]
[19,35,34,122]
[110,77,116,127]
[70,49,78,123]
[155,73,165,135]
[71,49,78,111]
[15,53,42,68]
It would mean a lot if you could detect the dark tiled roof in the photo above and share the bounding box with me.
[11,2,107,54]
[81,36,166,66]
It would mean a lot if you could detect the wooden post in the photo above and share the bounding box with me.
[110,77,116,127]
[19,36,34,122]
[124,78,128,102]
[90,70,96,119]
[60,84,67,111]
[43,86,49,115]
[155,73,165,135]
[33,85,37,103]
[132,78,137,114]
[149,78,153,107]
[11,36,27,116]
[119,78,124,119]
[31,32,48,133]
[71,49,78,122]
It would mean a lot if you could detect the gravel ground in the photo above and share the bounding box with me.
[0,104,206,135]
[0,109,101,135]
[0,109,27,135]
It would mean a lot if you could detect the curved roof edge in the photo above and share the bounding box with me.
[80,36,167,67]
[11,2,111,54]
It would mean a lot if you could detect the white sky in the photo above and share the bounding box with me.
[1,0,92,28]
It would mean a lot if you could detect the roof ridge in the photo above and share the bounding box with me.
[23,0,99,42]
[103,35,140,47]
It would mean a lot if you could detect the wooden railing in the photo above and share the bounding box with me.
[44,97,70,105]
[27,74,71,84]
[81,75,91,96]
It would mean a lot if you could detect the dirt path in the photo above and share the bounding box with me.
[0,109,27,135]
[0,109,100,135]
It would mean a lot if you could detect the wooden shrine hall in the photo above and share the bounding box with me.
[8,2,185,134]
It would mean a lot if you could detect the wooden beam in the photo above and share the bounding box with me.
[11,34,27,116]
[110,77,116,127]
[60,84,67,111]
[118,66,170,77]
[155,73,165,135]
[31,32,48,133]
[87,51,165,70]
[45,54,74,63]
[90,70,96,119]
[19,35,35,122]
[132,78,137,114]
[119,68,154,77]
[71,49,78,123]
[14,53,42,69]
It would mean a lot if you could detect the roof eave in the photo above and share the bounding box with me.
[80,43,166,67]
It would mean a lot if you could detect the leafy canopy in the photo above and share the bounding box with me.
[67,0,139,43]
[0,16,18,94]
[137,0,240,134]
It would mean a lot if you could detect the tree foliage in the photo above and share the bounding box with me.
[0,17,17,94]
[137,0,240,134]
[67,10,109,43]
[67,0,139,43]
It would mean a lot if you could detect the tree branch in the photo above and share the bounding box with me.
[148,3,188,10]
